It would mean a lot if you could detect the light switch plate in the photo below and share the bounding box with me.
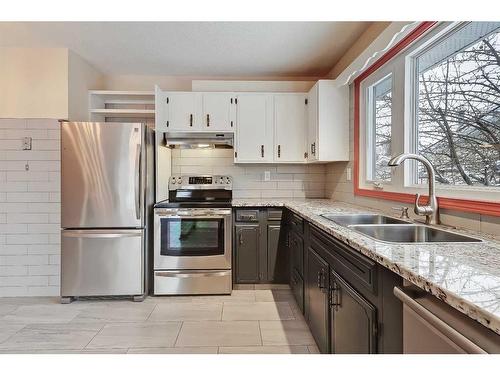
[346,167,352,181]
[264,171,271,181]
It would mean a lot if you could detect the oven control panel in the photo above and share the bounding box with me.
[169,175,232,190]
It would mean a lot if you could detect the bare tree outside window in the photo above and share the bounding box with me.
[369,76,392,182]
[417,27,500,187]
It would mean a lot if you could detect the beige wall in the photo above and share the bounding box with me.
[324,86,500,237]
[104,75,321,91]
[328,22,391,79]
[68,51,104,121]
[0,48,69,119]
[0,48,103,121]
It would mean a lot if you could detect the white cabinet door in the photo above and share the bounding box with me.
[274,94,307,162]
[307,83,319,161]
[202,93,235,131]
[165,92,199,130]
[235,94,273,163]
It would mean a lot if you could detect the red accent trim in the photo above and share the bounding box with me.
[354,21,500,217]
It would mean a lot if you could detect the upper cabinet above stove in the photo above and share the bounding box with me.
[156,89,236,132]
[155,80,349,163]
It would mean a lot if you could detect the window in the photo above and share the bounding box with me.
[415,23,500,188]
[367,75,393,182]
[356,21,500,212]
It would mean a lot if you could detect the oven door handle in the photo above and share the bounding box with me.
[156,214,229,219]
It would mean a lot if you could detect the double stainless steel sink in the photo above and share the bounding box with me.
[320,214,481,243]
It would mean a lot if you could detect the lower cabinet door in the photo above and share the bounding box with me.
[330,270,377,353]
[235,224,260,283]
[290,268,304,313]
[306,247,329,353]
[267,224,284,282]
[289,231,304,276]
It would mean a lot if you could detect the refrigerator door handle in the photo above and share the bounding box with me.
[62,229,142,238]
[135,143,141,220]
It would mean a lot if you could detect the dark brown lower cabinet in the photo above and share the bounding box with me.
[306,248,330,353]
[234,224,260,283]
[234,208,287,284]
[330,269,377,353]
[267,223,286,283]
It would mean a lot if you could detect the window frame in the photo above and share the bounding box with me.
[354,21,500,217]
[365,72,394,184]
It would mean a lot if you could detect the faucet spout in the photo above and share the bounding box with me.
[387,153,439,225]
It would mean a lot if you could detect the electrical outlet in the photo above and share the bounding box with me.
[264,171,271,181]
[346,167,352,181]
[22,137,32,150]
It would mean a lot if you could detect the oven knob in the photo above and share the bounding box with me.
[177,179,182,184]
[226,177,231,184]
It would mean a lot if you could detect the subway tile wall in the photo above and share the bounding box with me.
[170,149,326,199]
[0,119,60,297]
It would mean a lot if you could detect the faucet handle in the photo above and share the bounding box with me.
[414,193,433,216]
[392,206,410,219]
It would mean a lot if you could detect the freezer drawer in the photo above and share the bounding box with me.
[61,229,144,297]
[154,270,232,295]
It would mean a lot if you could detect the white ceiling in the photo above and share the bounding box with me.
[0,22,372,77]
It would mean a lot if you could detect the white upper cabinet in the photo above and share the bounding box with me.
[155,81,349,164]
[307,80,349,162]
[155,90,200,132]
[165,92,200,131]
[235,94,273,163]
[307,84,319,161]
[274,93,307,163]
[201,93,235,131]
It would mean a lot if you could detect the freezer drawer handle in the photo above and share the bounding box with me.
[393,287,487,354]
[135,143,141,220]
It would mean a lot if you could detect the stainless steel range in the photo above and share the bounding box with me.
[153,175,232,295]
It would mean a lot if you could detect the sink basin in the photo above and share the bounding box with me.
[321,214,411,226]
[350,224,482,243]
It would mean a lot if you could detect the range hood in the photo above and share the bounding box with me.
[163,132,233,149]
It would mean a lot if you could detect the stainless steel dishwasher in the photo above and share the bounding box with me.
[394,286,500,354]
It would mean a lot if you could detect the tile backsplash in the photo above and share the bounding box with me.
[170,149,326,199]
[0,118,60,297]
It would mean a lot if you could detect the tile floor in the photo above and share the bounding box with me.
[0,285,318,354]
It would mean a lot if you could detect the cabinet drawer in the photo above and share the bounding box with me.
[267,209,283,221]
[311,226,377,294]
[235,209,259,222]
[289,213,304,234]
[291,268,304,313]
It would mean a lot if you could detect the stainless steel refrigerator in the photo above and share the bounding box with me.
[60,122,154,302]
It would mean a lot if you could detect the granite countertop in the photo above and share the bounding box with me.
[232,198,500,335]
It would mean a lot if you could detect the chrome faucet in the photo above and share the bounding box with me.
[388,153,439,225]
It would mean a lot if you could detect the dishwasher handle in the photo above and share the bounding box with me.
[393,286,487,354]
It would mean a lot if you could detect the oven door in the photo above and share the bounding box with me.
[154,208,232,270]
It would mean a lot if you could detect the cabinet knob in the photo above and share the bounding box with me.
[277,145,281,158]
[261,145,264,158]
[206,114,210,127]
[190,114,193,127]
